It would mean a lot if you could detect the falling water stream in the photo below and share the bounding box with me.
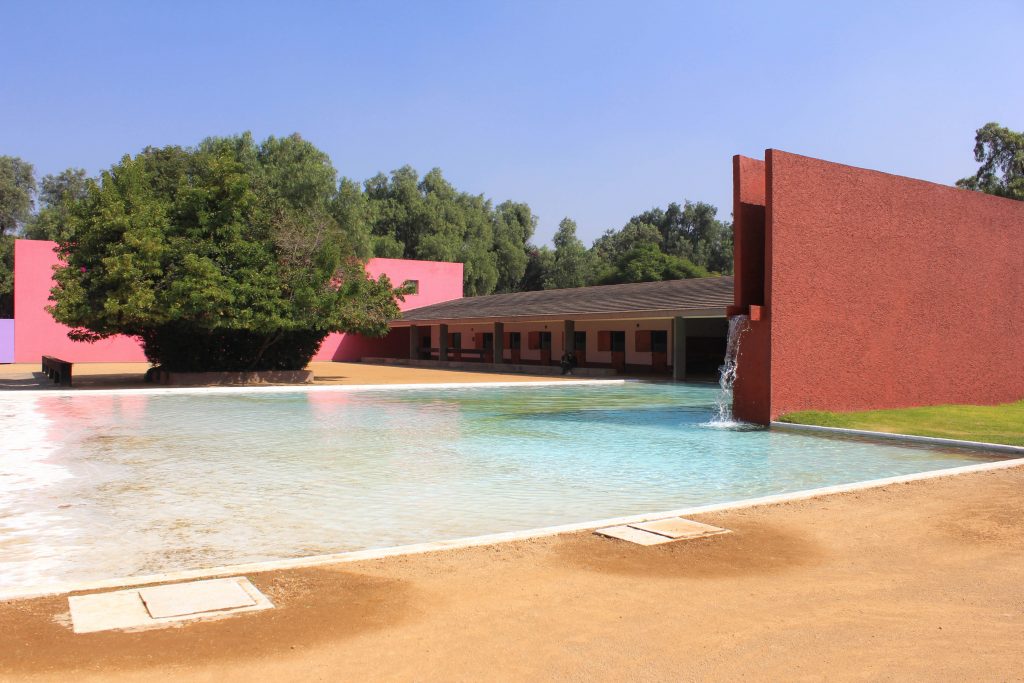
[710,314,750,426]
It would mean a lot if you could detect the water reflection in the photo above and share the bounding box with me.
[0,384,1001,591]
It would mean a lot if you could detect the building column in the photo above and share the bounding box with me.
[408,325,418,360]
[493,321,504,364]
[564,319,575,353]
[439,323,448,362]
[672,316,686,380]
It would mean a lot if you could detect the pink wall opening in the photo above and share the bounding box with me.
[12,240,463,364]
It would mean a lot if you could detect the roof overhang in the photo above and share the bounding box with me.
[389,306,728,327]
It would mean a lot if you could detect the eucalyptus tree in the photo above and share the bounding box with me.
[0,155,37,316]
[957,122,1024,201]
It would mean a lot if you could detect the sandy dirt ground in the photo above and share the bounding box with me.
[1,465,1021,682]
[0,361,578,390]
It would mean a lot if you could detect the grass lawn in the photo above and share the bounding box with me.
[778,400,1024,447]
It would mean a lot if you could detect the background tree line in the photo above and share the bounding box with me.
[335,165,736,294]
[2,120,1021,318]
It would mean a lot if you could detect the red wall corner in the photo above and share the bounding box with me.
[763,150,1024,419]
[731,154,772,424]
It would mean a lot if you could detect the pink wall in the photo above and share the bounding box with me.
[314,258,463,361]
[732,150,1024,423]
[12,240,463,364]
[14,240,148,363]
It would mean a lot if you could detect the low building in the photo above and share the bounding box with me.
[385,277,734,379]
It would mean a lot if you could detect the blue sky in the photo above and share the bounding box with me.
[2,1,1021,244]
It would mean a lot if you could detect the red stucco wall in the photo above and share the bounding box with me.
[731,156,772,423]
[733,150,1024,422]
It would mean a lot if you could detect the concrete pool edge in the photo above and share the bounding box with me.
[3,455,1023,603]
[769,421,1024,455]
[0,378,626,399]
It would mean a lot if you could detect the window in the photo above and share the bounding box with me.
[449,332,461,348]
[599,331,626,352]
[508,332,521,350]
[651,330,668,354]
[528,331,552,350]
[403,279,419,295]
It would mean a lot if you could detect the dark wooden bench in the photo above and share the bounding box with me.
[422,348,490,361]
[41,356,73,386]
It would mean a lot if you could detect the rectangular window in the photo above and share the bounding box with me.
[539,331,552,350]
[508,332,521,350]
[651,330,668,354]
[403,279,419,294]
[597,331,611,352]
[528,331,540,350]
[635,330,652,352]
[449,332,461,348]
[610,331,626,353]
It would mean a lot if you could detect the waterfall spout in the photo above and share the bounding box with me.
[711,314,750,425]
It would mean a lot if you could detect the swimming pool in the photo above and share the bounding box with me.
[0,382,1005,590]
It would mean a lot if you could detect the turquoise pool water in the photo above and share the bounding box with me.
[0,382,1004,590]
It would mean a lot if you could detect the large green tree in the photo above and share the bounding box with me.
[584,200,730,287]
[957,122,1024,201]
[626,200,732,274]
[520,245,556,291]
[0,156,37,316]
[24,167,91,241]
[49,133,401,371]
[354,166,536,295]
[546,218,591,289]
[493,200,536,292]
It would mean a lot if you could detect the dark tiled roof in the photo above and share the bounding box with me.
[399,276,734,323]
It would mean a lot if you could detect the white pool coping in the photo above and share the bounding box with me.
[2,454,1021,603]
[0,378,626,400]
[770,421,1024,455]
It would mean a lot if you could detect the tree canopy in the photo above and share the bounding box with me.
[344,165,537,296]
[583,201,727,286]
[24,168,93,241]
[957,122,1024,201]
[48,133,401,371]
[341,163,732,293]
[0,156,37,316]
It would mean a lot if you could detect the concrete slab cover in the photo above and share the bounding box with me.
[68,589,151,634]
[139,578,257,618]
[594,525,674,546]
[630,517,729,540]
[68,577,272,633]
